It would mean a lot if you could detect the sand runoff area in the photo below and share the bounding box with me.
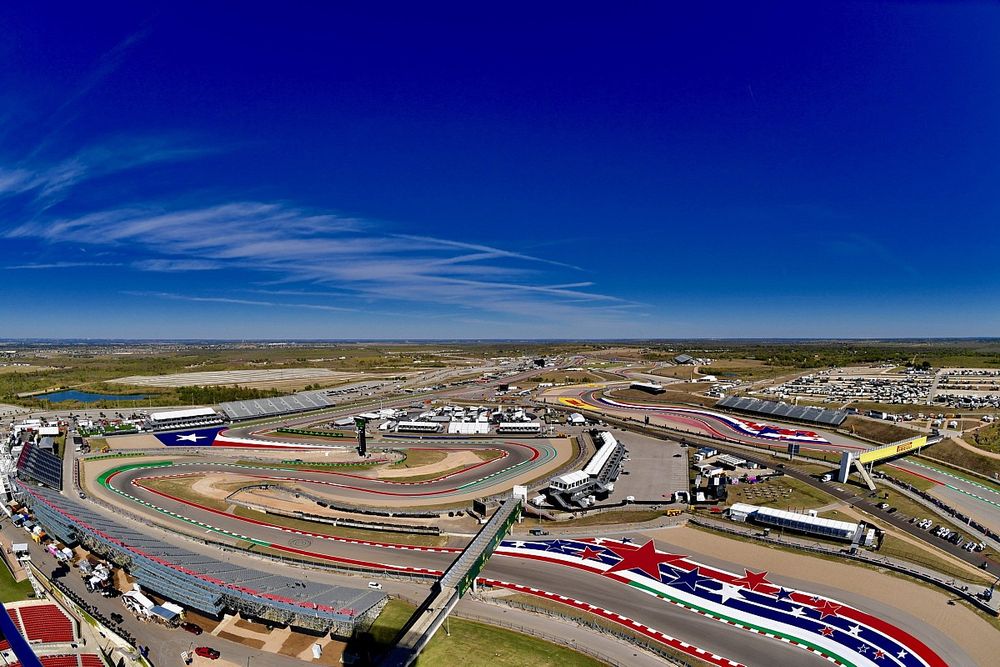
[644,525,1000,667]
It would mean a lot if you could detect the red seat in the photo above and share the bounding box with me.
[0,608,23,651]
[38,656,79,667]
[17,604,74,643]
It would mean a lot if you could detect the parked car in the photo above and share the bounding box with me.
[181,622,203,635]
[368,582,382,590]
[194,647,220,660]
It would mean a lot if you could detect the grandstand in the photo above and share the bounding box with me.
[145,407,224,432]
[0,600,101,667]
[219,389,335,421]
[395,421,442,433]
[496,422,542,434]
[729,503,876,546]
[19,484,387,636]
[15,442,62,490]
[4,603,74,645]
[546,431,625,510]
[717,395,848,427]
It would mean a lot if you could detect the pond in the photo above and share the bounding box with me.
[36,389,150,403]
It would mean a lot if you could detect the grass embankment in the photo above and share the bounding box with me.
[964,423,1000,455]
[231,506,448,547]
[234,459,380,471]
[874,533,993,586]
[140,476,448,546]
[728,475,834,511]
[86,437,109,452]
[840,417,917,445]
[367,600,605,667]
[919,439,1000,479]
[501,593,712,666]
[516,509,668,531]
[0,562,34,603]
[534,371,603,384]
[607,387,718,408]
[389,449,448,469]
[388,449,504,483]
[720,467,994,583]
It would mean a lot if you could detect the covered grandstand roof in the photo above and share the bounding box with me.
[149,407,218,421]
[729,503,859,533]
[21,484,384,625]
[219,390,334,420]
[717,395,848,426]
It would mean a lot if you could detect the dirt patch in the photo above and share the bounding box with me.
[190,473,261,502]
[608,387,719,408]
[840,416,916,444]
[217,630,265,649]
[279,630,326,656]
[233,617,271,633]
[376,450,481,479]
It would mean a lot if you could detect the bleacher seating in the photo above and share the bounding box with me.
[16,604,74,643]
[0,607,22,650]
[717,395,848,426]
[15,441,64,490]
[6,656,103,667]
[38,656,79,667]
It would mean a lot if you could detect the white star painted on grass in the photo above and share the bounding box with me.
[789,606,806,618]
[512,541,527,548]
[846,625,862,638]
[176,433,206,442]
[897,650,908,660]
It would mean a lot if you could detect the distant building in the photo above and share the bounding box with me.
[729,503,877,546]
[146,407,224,431]
[630,381,664,394]
[674,354,695,365]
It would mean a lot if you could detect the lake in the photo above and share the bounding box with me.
[37,390,150,403]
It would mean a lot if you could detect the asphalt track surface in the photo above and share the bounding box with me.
[95,452,973,667]
[558,386,1000,539]
[67,384,982,666]
[103,462,825,666]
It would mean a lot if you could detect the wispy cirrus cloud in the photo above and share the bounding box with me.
[131,258,223,272]
[122,291,357,313]
[7,196,639,319]
[3,261,122,270]
[0,137,212,206]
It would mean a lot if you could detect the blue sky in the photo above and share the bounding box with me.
[2,2,999,339]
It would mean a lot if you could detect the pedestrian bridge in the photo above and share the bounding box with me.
[381,497,522,667]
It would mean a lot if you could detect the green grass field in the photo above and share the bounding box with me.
[968,422,1000,455]
[728,475,835,511]
[367,600,605,667]
[389,449,448,469]
[0,562,33,603]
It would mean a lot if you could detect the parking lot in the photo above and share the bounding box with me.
[608,429,689,502]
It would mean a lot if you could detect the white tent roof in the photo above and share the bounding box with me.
[149,407,218,421]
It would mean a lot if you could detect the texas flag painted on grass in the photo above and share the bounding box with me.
[154,427,225,446]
